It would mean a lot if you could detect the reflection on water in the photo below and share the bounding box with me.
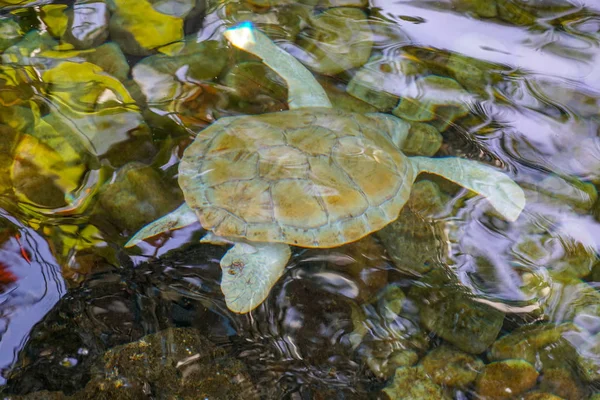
[0,0,600,398]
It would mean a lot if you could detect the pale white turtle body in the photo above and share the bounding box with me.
[126,23,526,314]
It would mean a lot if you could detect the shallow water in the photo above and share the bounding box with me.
[0,0,600,398]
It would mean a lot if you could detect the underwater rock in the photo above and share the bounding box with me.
[489,323,581,370]
[451,0,498,17]
[317,235,389,302]
[526,175,598,212]
[6,328,257,399]
[80,328,256,399]
[317,77,378,114]
[39,5,69,38]
[496,0,537,26]
[221,1,310,41]
[40,60,156,167]
[10,133,89,209]
[410,269,505,354]
[0,17,23,51]
[109,0,183,56]
[318,0,367,7]
[133,39,228,124]
[223,60,287,110]
[377,180,448,276]
[350,285,427,378]
[63,1,110,49]
[392,75,472,132]
[148,0,196,18]
[445,52,493,96]
[382,366,450,400]
[539,367,587,400]
[347,54,422,111]
[522,393,566,400]
[475,359,539,399]
[420,345,484,388]
[97,162,182,233]
[296,7,373,75]
[81,43,130,82]
[575,332,600,382]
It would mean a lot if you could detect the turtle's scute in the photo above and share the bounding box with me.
[179,108,415,248]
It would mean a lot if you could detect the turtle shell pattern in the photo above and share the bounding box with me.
[179,107,416,248]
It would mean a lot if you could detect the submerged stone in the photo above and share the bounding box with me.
[296,7,372,75]
[410,269,505,354]
[452,0,498,17]
[222,1,311,41]
[347,54,422,111]
[575,332,600,382]
[539,367,587,400]
[489,322,581,370]
[420,345,484,388]
[63,1,110,49]
[476,359,539,399]
[109,0,184,55]
[0,17,23,51]
[350,285,427,378]
[223,60,287,109]
[392,75,472,132]
[377,180,448,275]
[382,366,450,400]
[81,328,257,399]
[98,162,181,233]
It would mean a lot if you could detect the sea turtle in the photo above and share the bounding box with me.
[126,23,525,314]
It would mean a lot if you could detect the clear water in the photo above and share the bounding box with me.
[0,0,599,398]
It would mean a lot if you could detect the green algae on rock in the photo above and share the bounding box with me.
[296,7,373,75]
[0,17,23,51]
[377,180,449,275]
[539,367,587,400]
[489,322,581,369]
[97,162,182,233]
[350,284,427,378]
[62,1,110,49]
[347,54,423,112]
[382,366,450,400]
[392,75,472,132]
[476,359,539,399]
[109,0,184,55]
[410,269,505,354]
[420,345,484,388]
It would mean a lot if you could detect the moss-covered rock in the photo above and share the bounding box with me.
[296,7,372,75]
[377,180,448,275]
[382,366,450,400]
[476,359,539,399]
[0,17,23,51]
[63,1,110,49]
[420,345,484,388]
[489,323,581,370]
[97,162,182,233]
[575,332,600,382]
[109,0,184,55]
[392,75,472,132]
[539,367,586,400]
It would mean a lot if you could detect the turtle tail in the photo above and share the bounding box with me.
[410,156,526,222]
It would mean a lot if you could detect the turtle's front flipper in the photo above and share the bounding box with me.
[224,22,331,110]
[213,239,291,314]
[410,156,526,222]
[125,203,199,248]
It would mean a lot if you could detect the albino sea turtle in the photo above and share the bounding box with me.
[126,23,525,314]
